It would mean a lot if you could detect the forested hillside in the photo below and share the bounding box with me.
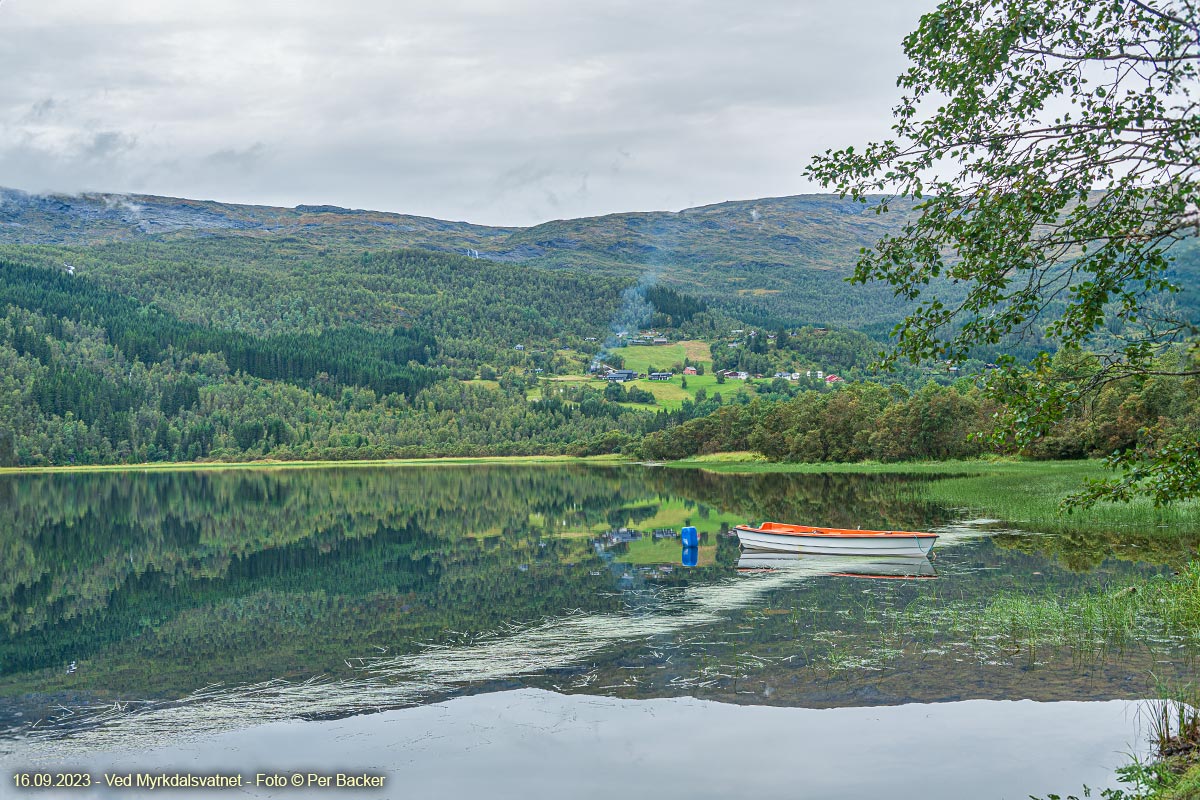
[1,241,640,372]
[0,257,735,465]
[0,188,931,327]
[2,185,1198,469]
[6,187,1199,329]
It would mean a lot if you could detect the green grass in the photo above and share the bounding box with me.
[536,341,758,411]
[671,451,768,464]
[610,342,757,411]
[666,457,1006,474]
[919,461,1200,534]
[1159,761,1200,800]
[617,342,711,372]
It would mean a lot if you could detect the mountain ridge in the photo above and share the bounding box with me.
[3,186,1196,331]
[0,187,923,325]
[0,185,897,247]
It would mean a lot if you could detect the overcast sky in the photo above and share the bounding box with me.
[0,0,937,226]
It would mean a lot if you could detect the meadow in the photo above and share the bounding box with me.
[599,341,758,411]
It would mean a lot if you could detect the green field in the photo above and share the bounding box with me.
[537,341,752,411]
[612,341,756,411]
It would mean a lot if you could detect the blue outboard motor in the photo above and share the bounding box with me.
[681,547,699,567]
[680,526,699,548]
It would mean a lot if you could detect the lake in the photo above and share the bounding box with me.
[0,464,1193,798]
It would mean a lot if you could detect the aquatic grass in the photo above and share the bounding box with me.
[889,566,1200,668]
[915,463,1200,536]
[1149,567,1200,636]
[1141,679,1200,757]
[738,563,1200,683]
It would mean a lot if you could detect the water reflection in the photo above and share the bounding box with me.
[0,464,1190,766]
[736,552,937,579]
[19,690,1152,800]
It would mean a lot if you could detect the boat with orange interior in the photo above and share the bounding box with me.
[734,521,937,557]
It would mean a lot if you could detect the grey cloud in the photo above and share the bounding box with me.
[0,0,939,225]
[82,131,137,160]
[203,143,268,173]
[25,97,55,120]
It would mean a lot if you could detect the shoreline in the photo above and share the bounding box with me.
[662,453,1070,475]
[0,452,1037,477]
[0,453,628,475]
[0,453,1120,479]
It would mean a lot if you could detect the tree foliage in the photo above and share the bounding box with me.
[807,0,1200,503]
[0,260,441,398]
[638,352,1200,469]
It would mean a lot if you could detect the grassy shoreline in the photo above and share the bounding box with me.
[0,453,626,476]
[665,451,1062,474]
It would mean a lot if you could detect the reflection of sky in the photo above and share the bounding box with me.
[17,690,1149,800]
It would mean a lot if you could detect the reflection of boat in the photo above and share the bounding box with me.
[735,522,937,556]
[736,552,937,579]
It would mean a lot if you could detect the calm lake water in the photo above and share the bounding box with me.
[0,465,1194,798]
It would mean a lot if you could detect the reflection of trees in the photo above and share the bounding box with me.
[0,467,666,690]
[1,469,621,603]
[0,465,1183,709]
[2,468,647,627]
[0,465,1048,700]
[647,469,953,531]
[0,466,952,651]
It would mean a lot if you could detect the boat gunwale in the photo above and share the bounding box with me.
[735,523,938,539]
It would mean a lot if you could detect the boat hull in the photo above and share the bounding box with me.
[735,527,936,557]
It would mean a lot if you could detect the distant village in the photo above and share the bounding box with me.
[507,323,989,388]
[582,329,846,385]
